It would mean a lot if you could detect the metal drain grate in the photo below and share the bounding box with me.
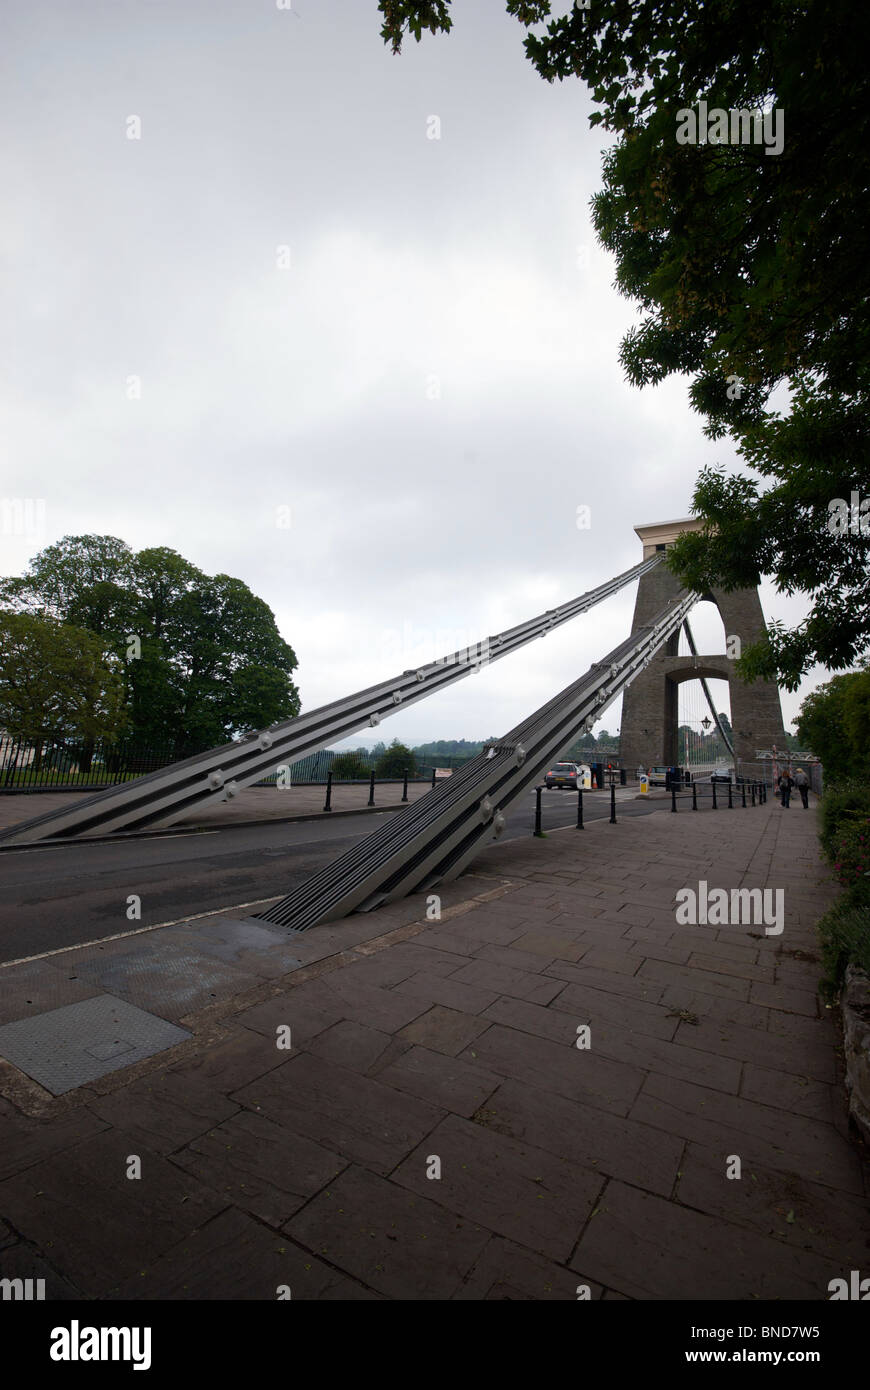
[0,994,191,1095]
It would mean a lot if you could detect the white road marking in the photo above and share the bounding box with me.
[0,830,221,853]
[0,895,284,970]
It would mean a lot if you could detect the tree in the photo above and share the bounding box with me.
[375,739,417,777]
[1,536,301,746]
[0,612,127,751]
[377,2,870,686]
[167,572,301,746]
[796,670,870,781]
[331,751,371,779]
[0,534,136,635]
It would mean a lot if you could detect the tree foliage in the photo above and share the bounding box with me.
[1,536,300,746]
[796,669,870,781]
[375,739,417,777]
[0,612,127,742]
[377,1,870,683]
[331,751,371,779]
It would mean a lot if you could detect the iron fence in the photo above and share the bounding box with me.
[0,733,473,792]
[0,734,208,791]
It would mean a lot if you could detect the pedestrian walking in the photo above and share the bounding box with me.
[777,769,794,807]
[794,767,810,809]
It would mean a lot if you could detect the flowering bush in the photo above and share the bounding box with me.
[831,818,870,889]
[820,779,870,858]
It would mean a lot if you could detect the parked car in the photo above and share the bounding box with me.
[545,761,581,789]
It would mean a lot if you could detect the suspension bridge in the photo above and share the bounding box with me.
[0,520,788,930]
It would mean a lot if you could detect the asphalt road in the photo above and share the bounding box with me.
[0,789,661,964]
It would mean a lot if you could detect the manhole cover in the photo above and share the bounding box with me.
[0,994,191,1095]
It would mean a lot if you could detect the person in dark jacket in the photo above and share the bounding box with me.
[794,767,810,809]
[777,769,794,807]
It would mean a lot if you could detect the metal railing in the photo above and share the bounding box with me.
[0,735,207,792]
[529,775,773,831]
[0,736,447,795]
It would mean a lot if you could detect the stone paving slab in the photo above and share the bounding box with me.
[471,1077,684,1198]
[633,1073,865,1193]
[230,1052,444,1176]
[110,1206,381,1301]
[452,1234,603,1300]
[570,1179,845,1301]
[0,1130,227,1297]
[284,1164,491,1301]
[396,1004,491,1057]
[0,798,866,1299]
[85,1065,241,1156]
[170,1109,347,1227]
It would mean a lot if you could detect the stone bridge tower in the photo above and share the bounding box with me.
[619,519,789,772]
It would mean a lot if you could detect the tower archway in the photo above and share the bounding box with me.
[619,519,788,771]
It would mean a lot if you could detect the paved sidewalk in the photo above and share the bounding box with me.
[0,795,866,1300]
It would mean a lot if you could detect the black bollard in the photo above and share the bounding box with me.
[692,782,697,811]
[368,770,376,807]
[671,783,677,813]
[577,787,584,829]
[431,768,437,789]
[728,781,733,809]
[712,781,718,810]
[323,771,332,813]
[751,783,756,806]
[402,768,408,802]
[620,768,626,786]
[610,784,617,824]
[534,785,543,836]
[742,783,746,808]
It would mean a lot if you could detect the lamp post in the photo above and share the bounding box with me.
[701,715,714,770]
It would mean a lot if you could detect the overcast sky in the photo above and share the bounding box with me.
[2,0,824,749]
